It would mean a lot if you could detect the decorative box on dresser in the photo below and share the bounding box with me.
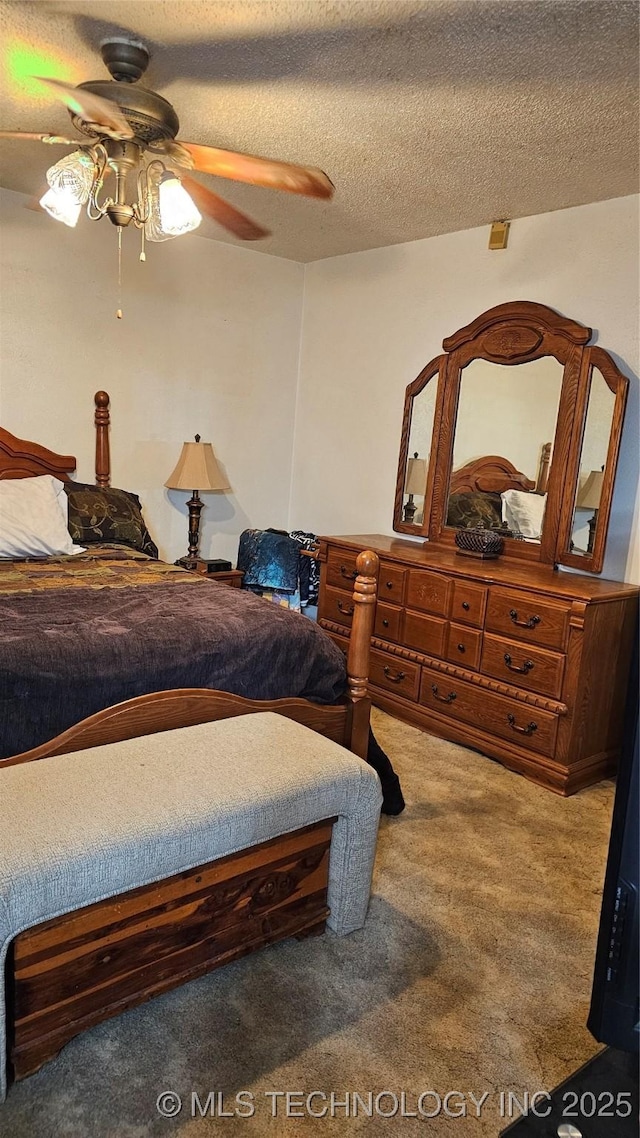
[317,535,638,795]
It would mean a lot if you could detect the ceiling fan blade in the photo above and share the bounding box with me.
[181,176,270,241]
[178,142,334,199]
[0,130,83,145]
[148,139,195,169]
[33,77,133,140]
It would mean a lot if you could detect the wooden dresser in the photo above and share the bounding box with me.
[317,534,638,795]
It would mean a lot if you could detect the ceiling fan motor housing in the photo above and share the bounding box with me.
[71,81,180,144]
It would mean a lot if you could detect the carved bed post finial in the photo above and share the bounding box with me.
[346,550,379,758]
[94,391,111,487]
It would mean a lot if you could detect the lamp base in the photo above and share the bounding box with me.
[587,510,598,554]
[403,494,417,524]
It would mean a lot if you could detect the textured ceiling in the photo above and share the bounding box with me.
[0,0,638,261]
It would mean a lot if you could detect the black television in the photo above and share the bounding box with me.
[587,637,639,1053]
[501,646,639,1135]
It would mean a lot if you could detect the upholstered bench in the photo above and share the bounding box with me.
[0,712,382,1096]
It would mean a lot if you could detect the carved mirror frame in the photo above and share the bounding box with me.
[393,301,629,574]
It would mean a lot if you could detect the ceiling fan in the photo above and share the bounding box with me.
[0,37,334,245]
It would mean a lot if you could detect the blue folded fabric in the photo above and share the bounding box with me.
[237,529,300,592]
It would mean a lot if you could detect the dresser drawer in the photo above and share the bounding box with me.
[481,633,565,699]
[406,569,452,616]
[445,623,482,670]
[377,561,407,605]
[419,667,558,758]
[374,601,402,642]
[319,584,355,629]
[403,610,447,657]
[486,587,569,651]
[450,580,487,627]
[369,649,420,701]
[325,550,360,592]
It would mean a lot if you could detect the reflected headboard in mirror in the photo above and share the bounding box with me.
[393,301,629,573]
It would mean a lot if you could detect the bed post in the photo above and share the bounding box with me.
[346,550,379,759]
[94,391,111,487]
[536,441,552,494]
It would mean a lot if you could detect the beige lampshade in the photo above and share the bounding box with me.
[405,455,428,497]
[165,438,230,492]
[576,469,604,510]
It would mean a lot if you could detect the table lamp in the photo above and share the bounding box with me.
[403,452,428,523]
[165,435,230,568]
[576,469,604,554]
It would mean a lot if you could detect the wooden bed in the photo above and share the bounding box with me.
[0,392,379,768]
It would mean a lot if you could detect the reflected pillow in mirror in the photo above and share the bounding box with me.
[501,490,546,540]
[447,492,503,530]
[0,475,86,558]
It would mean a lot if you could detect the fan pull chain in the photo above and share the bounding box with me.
[116,227,123,320]
[140,226,146,263]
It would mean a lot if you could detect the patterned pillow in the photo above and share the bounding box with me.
[63,483,158,559]
[446,491,503,530]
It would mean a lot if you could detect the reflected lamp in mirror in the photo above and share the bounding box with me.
[165,435,230,568]
[576,469,604,554]
[403,453,428,524]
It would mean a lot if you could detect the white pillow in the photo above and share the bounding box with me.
[501,489,546,540]
[0,475,86,558]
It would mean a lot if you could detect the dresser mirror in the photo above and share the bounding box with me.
[401,373,438,525]
[568,366,616,557]
[393,302,629,573]
[447,355,563,544]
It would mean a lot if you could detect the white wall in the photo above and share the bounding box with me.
[1,190,638,583]
[0,188,304,564]
[291,195,639,583]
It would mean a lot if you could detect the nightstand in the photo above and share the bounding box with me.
[207,569,244,589]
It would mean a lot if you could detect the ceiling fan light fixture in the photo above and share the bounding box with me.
[45,150,95,203]
[39,184,83,227]
[157,172,202,237]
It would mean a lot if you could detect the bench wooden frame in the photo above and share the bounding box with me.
[8,819,336,1082]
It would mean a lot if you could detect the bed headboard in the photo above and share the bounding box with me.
[449,455,536,495]
[449,442,551,497]
[0,391,111,485]
[0,429,76,481]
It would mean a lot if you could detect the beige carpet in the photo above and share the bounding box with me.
[0,710,615,1137]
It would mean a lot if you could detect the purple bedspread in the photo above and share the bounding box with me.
[0,554,347,759]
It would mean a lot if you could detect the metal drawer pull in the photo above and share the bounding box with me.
[504,653,534,674]
[431,684,456,704]
[337,600,354,615]
[340,564,357,580]
[507,714,538,736]
[457,643,466,652]
[382,619,390,628]
[385,580,394,589]
[383,665,406,683]
[509,609,540,629]
[462,601,470,611]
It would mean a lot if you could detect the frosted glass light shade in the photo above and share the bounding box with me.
[144,166,174,242]
[45,151,95,203]
[39,185,83,227]
[158,174,202,236]
[165,441,230,492]
[40,151,95,227]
